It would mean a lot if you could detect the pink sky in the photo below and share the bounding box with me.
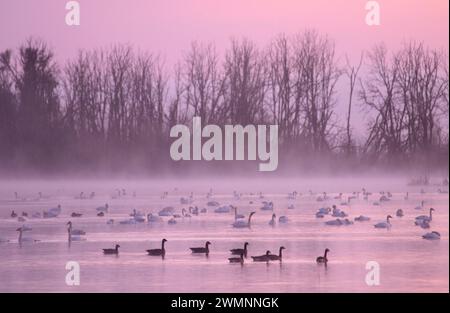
[0,0,448,136]
[0,0,448,65]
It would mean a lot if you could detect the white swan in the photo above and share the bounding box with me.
[67,221,86,237]
[325,219,343,226]
[180,196,193,205]
[43,204,62,218]
[374,215,393,229]
[260,201,273,211]
[340,197,351,206]
[342,218,354,225]
[414,201,425,210]
[234,206,245,220]
[119,218,137,225]
[315,212,326,218]
[317,207,331,214]
[232,212,255,228]
[158,206,175,216]
[354,215,371,222]
[96,203,109,213]
[16,227,37,243]
[287,191,297,200]
[31,212,42,218]
[332,206,347,217]
[422,231,441,240]
[147,213,162,223]
[214,205,231,213]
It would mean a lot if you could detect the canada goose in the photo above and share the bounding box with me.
[251,250,272,262]
[269,213,276,226]
[278,216,289,223]
[146,239,167,257]
[415,208,434,223]
[316,248,330,263]
[103,244,120,255]
[71,212,83,218]
[415,219,430,229]
[396,209,404,217]
[190,241,211,255]
[230,242,249,258]
[268,246,285,261]
[228,252,244,264]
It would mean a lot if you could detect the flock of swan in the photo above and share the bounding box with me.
[1,186,447,263]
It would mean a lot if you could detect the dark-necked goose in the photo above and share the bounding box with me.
[251,250,271,262]
[268,246,285,261]
[147,238,167,257]
[415,208,434,223]
[228,252,244,264]
[103,244,120,255]
[190,241,211,255]
[230,242,249,258]
[316,248,330,263]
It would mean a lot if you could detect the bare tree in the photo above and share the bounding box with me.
[343,53,363,156]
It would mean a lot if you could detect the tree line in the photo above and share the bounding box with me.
[0,31,448,175]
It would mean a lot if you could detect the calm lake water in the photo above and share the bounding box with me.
[0,177,448,292]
